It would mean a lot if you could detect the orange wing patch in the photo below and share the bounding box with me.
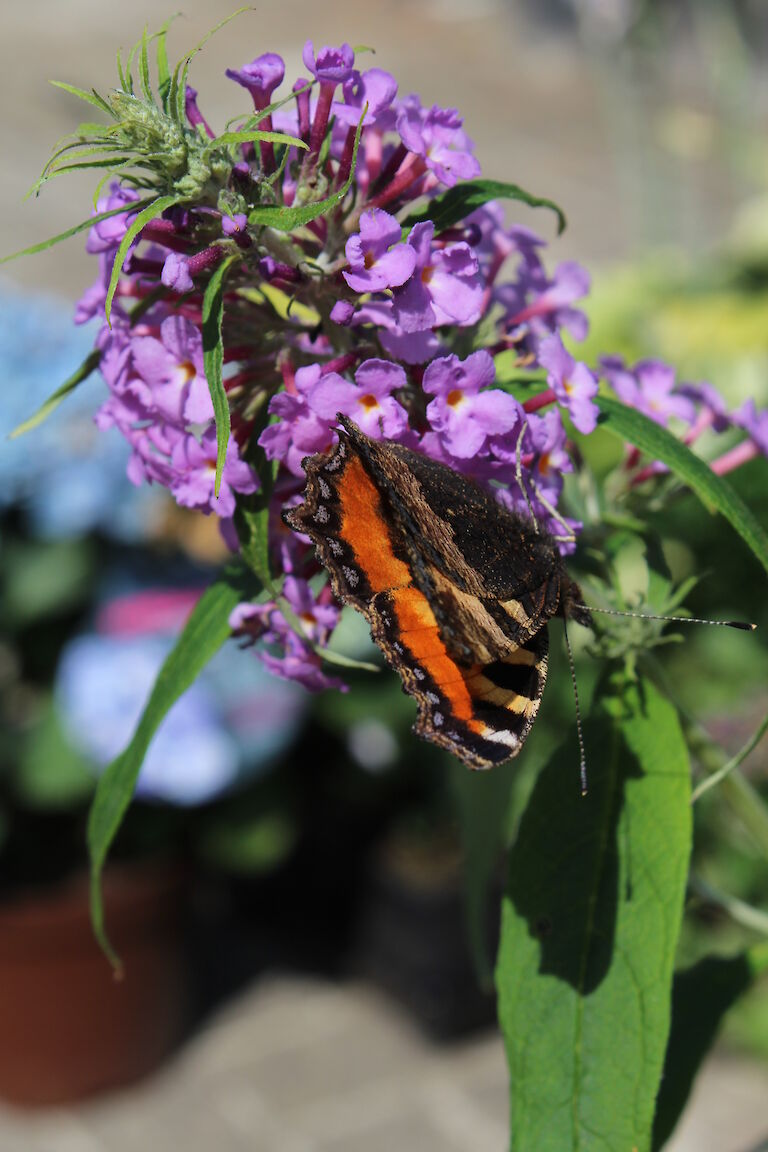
[338,455,410,594]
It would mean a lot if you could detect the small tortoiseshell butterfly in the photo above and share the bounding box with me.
[284,415,592,770]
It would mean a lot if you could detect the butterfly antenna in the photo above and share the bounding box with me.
[563,617,588,797]
[514,421,540,533]
[572,604,756,631]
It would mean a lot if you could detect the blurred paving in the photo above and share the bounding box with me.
[0,974,765,1151]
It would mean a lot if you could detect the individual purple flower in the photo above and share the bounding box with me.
[132,315,213,425]
[221,213,249,238]
[677,381,732,435]
[225,53,285,108]
[600,356,696,428]
[379,326,444,365]
[392,221,482,333]
[525,409,573,501]
[342,208,416,293]
[423,351,523,458]
[231,577,345,693]
[302,41,355,85]
[733,399,768,457]
[506,261,591,342]
[169,426,258,518]
[261,633,346,693]
[307,359,409,439]
[161,251,194,294]
[396,98,481,186]
[258,387,335,478]
[86,183,140,255]
[538,334,599,435]
[185,86,214,137]
[333,68,398,126]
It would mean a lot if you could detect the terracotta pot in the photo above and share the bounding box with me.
[0,859,188,1106]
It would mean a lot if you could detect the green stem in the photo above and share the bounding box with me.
[645,657,768,860]
[689,874,768,937]
[691,710,768,803]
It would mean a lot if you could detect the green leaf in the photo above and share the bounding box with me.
[596,394,768,579]
[87,565,256,966]
[0,198,154,264]
[138,25,154,103]
[652,944,768,1150]
[201,253,239,496]
[496,674,692,1152]
[401,178,567,237]
[50,81,114,117]
[209,129,308,152]
[248,106,366,231]
[226,81,314,134]
[234,501,273,589]
[171,7,250,124]
[117,46,129,93]
[105,194,179,325]
[9,349,101,438]
[154,15,175,109]
[450,759,514,988]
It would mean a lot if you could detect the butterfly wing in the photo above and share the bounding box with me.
[285,420,554,770]
[336,417,565,650]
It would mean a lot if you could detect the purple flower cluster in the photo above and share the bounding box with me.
[85,189,257,522]
[230,576,345,692]
[70,37,768,693]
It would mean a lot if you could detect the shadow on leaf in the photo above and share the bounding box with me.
[505,715,642,994]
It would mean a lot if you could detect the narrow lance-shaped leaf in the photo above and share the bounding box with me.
[116,45,130,93]
[171,7,250,123]
[201,253,239,496]
[154,15,175,109]
[596,394,768,579]
[224,81,314,134]
[209,129,308,152]
[50,81,114,117]
[248,105,367,230]
[104,194,179,325]
[0,198,155,265]
[496,674,692,1152]
[9,349,102,439]
[87,564,258,967]
[401,178,567,237]
[138,25,154,103]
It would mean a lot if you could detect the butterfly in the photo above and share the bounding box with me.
[283,415,593,771]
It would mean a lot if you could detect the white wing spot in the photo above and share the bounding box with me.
[314,506,329,524]
[318,477,331,498]
[343,566,359,587]
[393,642,404,654]
[426,692,440,705]
[484,729,519,749]
[433,712,444,727]
[414,668,425,680]
[325,456,342,472]
[328,539,343,556]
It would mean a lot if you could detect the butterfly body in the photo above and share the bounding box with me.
[284,416,590,770]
